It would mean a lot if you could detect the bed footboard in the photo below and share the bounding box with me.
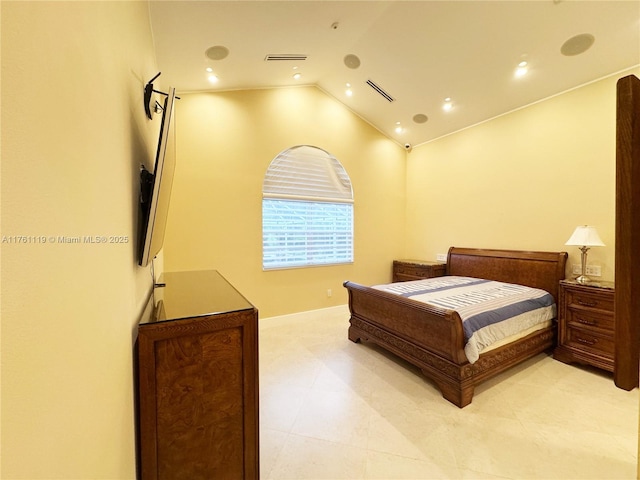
[344,281,466,364]
[345,280,477,406]
[347,310,476,407]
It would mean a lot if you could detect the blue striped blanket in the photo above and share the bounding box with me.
[373,276,556,363]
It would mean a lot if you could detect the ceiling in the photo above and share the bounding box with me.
[149,1,640,147]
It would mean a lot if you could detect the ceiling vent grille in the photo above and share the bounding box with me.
[366,79,395,102]
[265,54,308,61]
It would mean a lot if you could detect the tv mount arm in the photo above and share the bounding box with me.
[144,72,180,119]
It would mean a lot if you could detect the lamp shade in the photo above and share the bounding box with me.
[565,225,605,247]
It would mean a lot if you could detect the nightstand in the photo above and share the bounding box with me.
[554,279,615,372]
[392,259,446,282]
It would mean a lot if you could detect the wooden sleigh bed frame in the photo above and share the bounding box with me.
[344,247,568,408]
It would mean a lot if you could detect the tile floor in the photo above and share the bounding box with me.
[259,305,638,479]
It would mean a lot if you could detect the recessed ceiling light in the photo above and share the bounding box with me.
[515,61,528,77]
[345,83,353,97]
[293,72,302,80]
[205,45,229,61]
[206,67,213,73]
[561,33,595,56]
[208,74,219,84]
[443,98,453,111]
[395,123,404,134]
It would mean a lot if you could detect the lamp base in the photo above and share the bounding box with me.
[575,274,591,284]
[575,246,591,284]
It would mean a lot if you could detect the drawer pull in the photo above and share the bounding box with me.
[577,299,598,307]
[577,317,597,326]
[577,337,598,346]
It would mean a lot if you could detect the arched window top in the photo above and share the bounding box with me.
[262,145,354,270]
[263,145,353,203]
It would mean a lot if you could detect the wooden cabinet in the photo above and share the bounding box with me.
[392,259,446,282]
[137,270,259,480]
[554,279,615,372]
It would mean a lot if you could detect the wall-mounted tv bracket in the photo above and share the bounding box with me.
[144,72,180,119]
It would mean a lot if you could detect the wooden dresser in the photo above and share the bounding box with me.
[554,279,615,372]
[392,259,446,282]
[137,270,259,480]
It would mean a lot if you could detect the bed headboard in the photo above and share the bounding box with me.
[446,247,568,302]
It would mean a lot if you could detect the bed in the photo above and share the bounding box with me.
[344,247,568,408]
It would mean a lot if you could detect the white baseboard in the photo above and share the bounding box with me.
[260,304,349,327]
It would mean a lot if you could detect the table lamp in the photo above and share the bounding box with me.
[565,225,605,284]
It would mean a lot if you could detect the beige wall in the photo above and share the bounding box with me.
[407,69,640,282]
[163,87,407,317]
[2,2,159,478]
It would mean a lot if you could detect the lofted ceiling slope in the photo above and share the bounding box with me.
[149,1,640,147]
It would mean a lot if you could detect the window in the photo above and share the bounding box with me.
[262,145,354,270]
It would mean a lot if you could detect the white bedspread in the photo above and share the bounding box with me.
[372,276,556,363]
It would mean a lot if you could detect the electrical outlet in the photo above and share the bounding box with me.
[436,253,447,262]
[585,265,601,277]
[572,264,602,276]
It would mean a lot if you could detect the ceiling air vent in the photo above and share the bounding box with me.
[366,79,395,102]
[265,54,308,61]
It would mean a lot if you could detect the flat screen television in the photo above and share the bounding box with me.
[138,86,177,267]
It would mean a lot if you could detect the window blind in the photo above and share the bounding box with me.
[263,145,352,201]
[262,146,354,270]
